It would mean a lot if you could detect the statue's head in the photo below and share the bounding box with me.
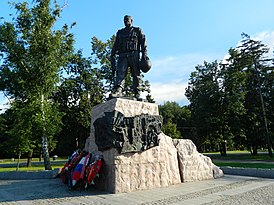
[124,15,133,28]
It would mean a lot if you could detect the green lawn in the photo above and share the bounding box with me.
[204,151,274,162]
[1,152,274,172]
[214,162,274,169]
[0,165,63,172]
[205,151,274,169]
[0,157,66,172]
[0,157,68,164]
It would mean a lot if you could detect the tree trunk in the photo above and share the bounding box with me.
[41,94,52,170]
[249,146,253,155]
[16,151,21,171]
[252,145,258,155]
[27,150,33,167]
[220,141,227,156]
[42,136,52,170]
[254,62,272,157]
[39,150,42,161]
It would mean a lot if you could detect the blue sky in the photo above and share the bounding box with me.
[1,0,274,109]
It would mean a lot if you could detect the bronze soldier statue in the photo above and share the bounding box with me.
[110,15,151,100]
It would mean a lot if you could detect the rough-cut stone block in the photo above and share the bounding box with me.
[173,139,224,182]
[85,98,159,152]
[213,164,225,178]
[94,133,181,193]
[85,98,223,193]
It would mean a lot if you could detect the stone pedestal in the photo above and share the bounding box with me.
[85,98,223,193]
[91,133,181,193]
[85,98,159,152]
[173,139,224,182]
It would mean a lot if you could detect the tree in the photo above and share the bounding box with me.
[0,110,14,158]
[162,120,181,139]
[159,101,192,139]
[185,61,225,153]
[265,61,274,150]
[0,0,74,169]
[220,48,248,151]
[53,50,104,155]
[234,34,273,156]
[185,34,273,156]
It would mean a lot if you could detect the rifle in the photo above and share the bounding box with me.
[110,55,116,84]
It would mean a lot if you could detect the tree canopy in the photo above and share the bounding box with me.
[0,0,75,169]
[186,34,274,156]
[1,1,273,161]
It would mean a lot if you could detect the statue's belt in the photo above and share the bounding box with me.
[118,51,139,57]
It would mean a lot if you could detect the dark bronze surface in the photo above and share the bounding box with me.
[110,15,150,99]
[94,111,162,153]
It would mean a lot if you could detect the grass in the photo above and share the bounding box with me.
[1,151,274,171]
[0,157,68,164]
[0,157,66,172]
[205,150,274,169]
[214,162,274,169]
[0,165,63,172]
[204,151,274,162]
[204,150,250,154]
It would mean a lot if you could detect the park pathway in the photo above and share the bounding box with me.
[0,175,274,205]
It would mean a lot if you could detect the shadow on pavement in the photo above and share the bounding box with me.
[0,178,109,203]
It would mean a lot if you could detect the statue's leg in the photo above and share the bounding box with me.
[112,56,128,96]
[129,54,141,98]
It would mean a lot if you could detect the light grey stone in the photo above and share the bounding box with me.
[85,98,223,193]
[173,139,224,182]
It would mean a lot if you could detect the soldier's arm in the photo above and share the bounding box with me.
[139,28,148,59]
[111,32,119,57]
[110,32,119,80]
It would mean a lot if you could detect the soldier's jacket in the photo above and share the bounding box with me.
[111,26,147,56]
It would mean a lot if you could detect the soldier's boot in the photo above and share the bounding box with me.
[110,87,123,98]
[134,91,142,101]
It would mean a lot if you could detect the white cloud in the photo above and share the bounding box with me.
[253,30,274,57]
[147,53,220,83]
[148,82,189,105]
[253,30,274,45]
[146,30,274,106]
[222,30,274,63]
[145,53,223,105]
[221,31,274,79]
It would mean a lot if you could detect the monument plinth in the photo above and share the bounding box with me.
[85,98,159,152]
[85,98,223,193]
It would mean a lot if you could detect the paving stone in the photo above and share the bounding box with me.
[1,175,274,205]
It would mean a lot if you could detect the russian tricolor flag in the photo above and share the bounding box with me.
[72,153,90,186]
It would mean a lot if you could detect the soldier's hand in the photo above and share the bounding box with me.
[142,54,149,60]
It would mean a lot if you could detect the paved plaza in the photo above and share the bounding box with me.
[0,175,274,205]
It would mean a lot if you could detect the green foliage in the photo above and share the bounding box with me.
[145,93,155,103]
[90,36,114,93]
[159,101,192,139]
[227,35,273,155]
[186,61,224,151]
[1,99,60,155]
[162,120,181,139]
[186,34,273,155]
[0,1,74,99]
[53,50,104,155]
[0,0,75,167]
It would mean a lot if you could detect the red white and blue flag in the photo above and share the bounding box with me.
[72,153,90,186]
